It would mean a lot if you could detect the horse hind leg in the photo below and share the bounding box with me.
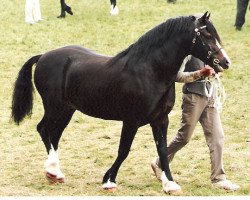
[37,108,75,183]
[44,145,63,183]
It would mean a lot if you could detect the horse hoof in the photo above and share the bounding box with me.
[168,189,183,195]
[162,179,182,195]
[102,180,117,192]
[56,177,65,183]
[46,172,65,184]
[104,187,117,193]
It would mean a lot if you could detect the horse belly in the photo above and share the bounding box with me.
[65,79,123,120]
[71,97,123,121]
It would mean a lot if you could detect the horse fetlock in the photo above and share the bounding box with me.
[44,161,58,175]
[44,160,65,184]
[44,158,64,179]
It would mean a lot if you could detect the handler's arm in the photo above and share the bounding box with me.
[176,65,215,83]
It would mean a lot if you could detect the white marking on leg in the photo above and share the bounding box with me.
[102,179,117,189]
[44,145,65,179]
[110,5,119,15]
[161,172,181,193]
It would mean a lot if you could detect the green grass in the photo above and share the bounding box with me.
[0,0,249,196]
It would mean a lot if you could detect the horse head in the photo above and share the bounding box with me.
[190,12,231,73]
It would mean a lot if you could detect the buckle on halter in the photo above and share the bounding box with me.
[213,58,220,65]
[207,51,212,59]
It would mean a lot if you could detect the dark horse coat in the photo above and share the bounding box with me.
[12,12,230,192]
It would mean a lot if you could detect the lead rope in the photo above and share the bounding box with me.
[204,77,213,98]
[206,74,226,112]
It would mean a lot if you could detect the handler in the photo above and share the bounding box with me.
[151,55,240,191]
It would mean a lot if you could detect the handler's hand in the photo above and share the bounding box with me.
[199,65,215,77]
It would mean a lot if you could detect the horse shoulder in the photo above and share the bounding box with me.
[148,83,176,123]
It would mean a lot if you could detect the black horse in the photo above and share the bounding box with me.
[58,0,118,18]
[12,12,231,193]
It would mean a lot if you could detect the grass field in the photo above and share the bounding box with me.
[0,0,249,196]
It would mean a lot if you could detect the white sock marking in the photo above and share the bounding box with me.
[44,145,64,178]
[110,5,119,15]
[161,172,181,193]
[102,179,117,189]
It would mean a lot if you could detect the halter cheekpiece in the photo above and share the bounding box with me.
[191,25,222,68]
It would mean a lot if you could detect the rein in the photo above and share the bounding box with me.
[206,74,226,112]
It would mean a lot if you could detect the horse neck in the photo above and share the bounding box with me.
[159,35,191,74]
[126,33,192,83]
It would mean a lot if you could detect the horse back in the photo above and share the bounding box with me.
[33,45,176,125]
[33,46,111,107]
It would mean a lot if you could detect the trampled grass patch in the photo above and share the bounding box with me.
[0,0,249,196]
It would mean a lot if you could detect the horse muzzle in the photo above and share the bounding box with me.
[213,56,231,72]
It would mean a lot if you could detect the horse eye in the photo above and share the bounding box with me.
[204,33,213,39]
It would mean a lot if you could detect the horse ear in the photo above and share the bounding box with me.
[199,11,209,23]
[207,12,211,19]
[191,15,196,21]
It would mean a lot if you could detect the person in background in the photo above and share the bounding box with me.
[151,56,240,191]
[25,0,42,24]
[167,0,177,3]
[234,0,249,30]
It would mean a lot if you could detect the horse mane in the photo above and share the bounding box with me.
[108,16,193,67]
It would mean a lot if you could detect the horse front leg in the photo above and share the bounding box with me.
[150,118,182,194]
[110,0,119,15]
[102,121,138,191]
[58,0,73,18]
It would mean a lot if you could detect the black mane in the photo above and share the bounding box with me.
[109,16,193,67]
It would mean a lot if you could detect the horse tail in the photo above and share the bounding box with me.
[11,54,42,124]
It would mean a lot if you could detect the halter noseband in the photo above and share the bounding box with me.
[191,25,222,67]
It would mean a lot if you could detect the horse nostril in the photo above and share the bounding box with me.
[226,57,231,65]
[224,57,231,68]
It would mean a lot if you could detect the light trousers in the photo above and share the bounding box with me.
[165,93,226,182]
[25,0,42,24]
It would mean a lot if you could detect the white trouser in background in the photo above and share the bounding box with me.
[25,0,42,24]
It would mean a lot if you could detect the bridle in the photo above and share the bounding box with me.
[191,25,222,67]
[191,24,227,111]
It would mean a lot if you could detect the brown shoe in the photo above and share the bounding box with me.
[151,157,162,181]
[213,180,240,191]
